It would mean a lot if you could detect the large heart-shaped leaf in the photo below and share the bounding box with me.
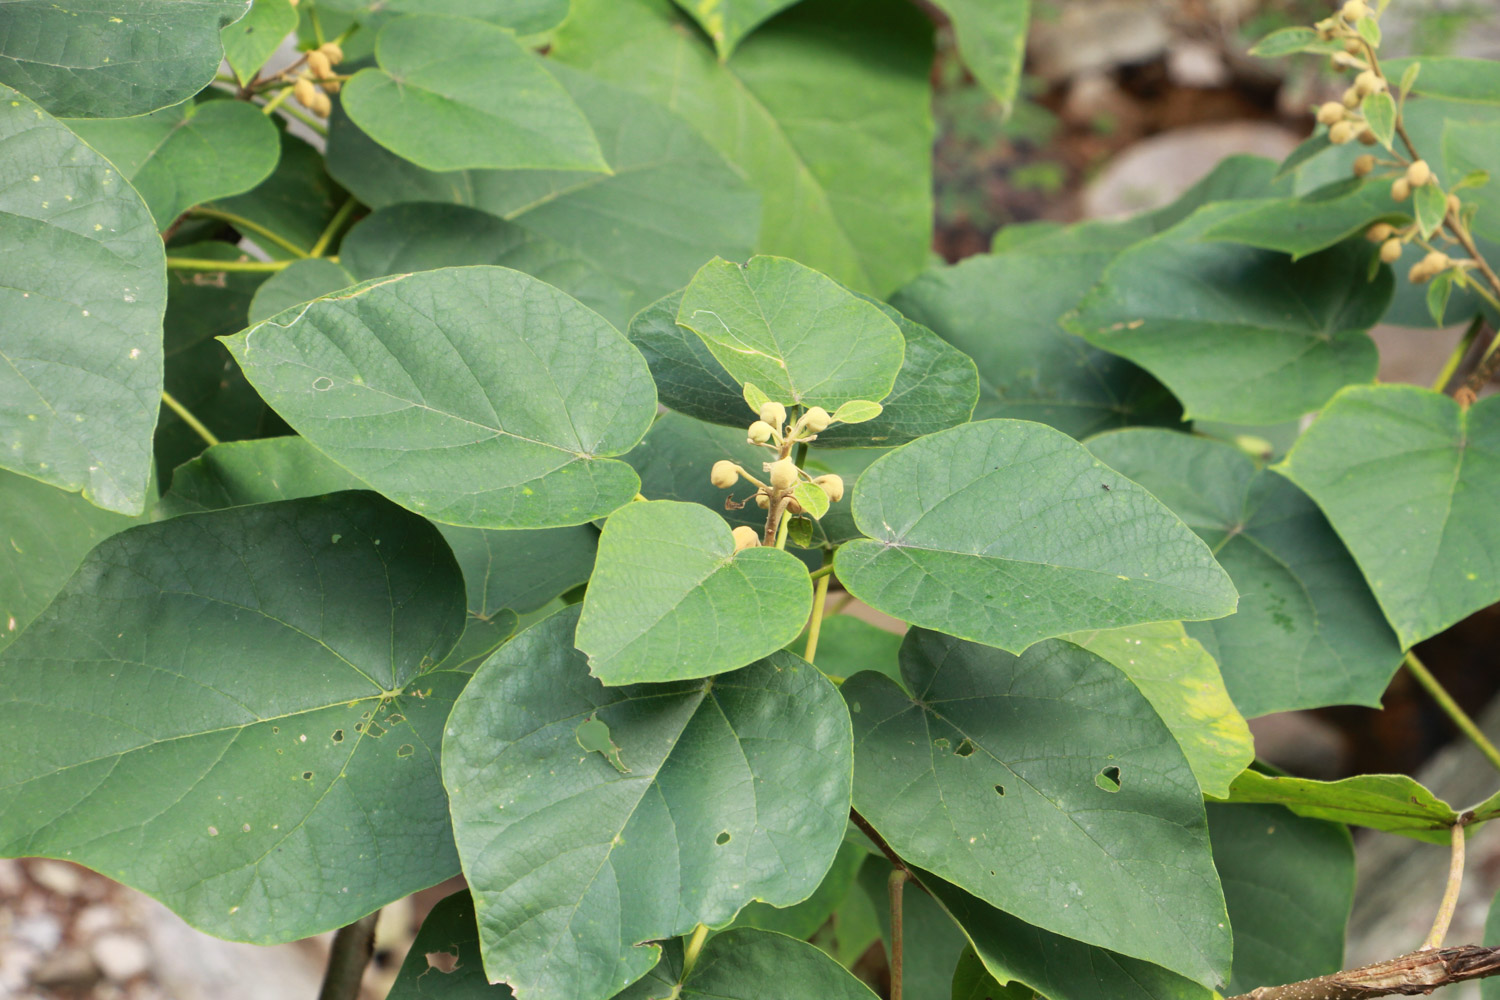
[388,890,511,999]
[843,628,1230,987]
[0,492,467,941]
[670,0,800,58]
[0,0,249,117]
[677,256,905,409]
[221,0,298,85]
[1201,179,1408,259]
[1276,385,1500,648]
[1088,428,1403,716]
[342,13,606,172]
[1066,204,1388,425]
[1208,803,1354,996]
[1063,622,1252,798]
[224,266,658,530]
[552,0,933,297]
[325,65,760,323]
[576,500,812,683]
[834,420,1238,653]
[1216,770,1467,844]
[0,469,143,652]
[318,0,570,34]
[1,84,166,514]
[68,99,281,228]
[444,605,852,1000]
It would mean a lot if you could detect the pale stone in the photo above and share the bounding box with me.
[91,932,151,981]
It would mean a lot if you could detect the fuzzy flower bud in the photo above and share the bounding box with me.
[1353,154,1376,177]
[1391,177,1411,202]
[318,41,344,64]
[309,89,332,118]
[768,459,799,491]
[758,401,786,429]
[1448,193,1463,215]
[1329,121,1357,145]
[307,49,334,80]
[731,526,760,551]
[1316,101,1345,126]
[1354,70,1385,96]
[814,474,845,503]
[755,492,770,509]
[294,75,318,109]
[1379,238,1403,263]
[1341,86,1362,109]
[1366,222,1394,242]
[802,406,831,433]
[1341,0,1370,20]
[1358,127,1377,146]
[710,460,739,489]
[747,420,774,444]
[1423,250,1452,271]
[1406,160,1433,187]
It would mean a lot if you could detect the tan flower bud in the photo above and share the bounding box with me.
[814,474,845,503]
[1342,86,1362,109]
[318,41,344,65]
[307,49,334,80]
[1391,177,1411,202]
[1353,154,1376,177]
[758,401,786,429]
[322,79,341,94]
[1448,193,1462,215]
[1358,127,1377,146]
[1366,222,1394,242]
[293,76,318,109]
[1329,121,1357,145]
[755,491,770,509]
[768,458,798,491]
[1344,38,1364,55]
[1379,237,1403,263]
[309,89,332,118]
[731,526,760,551]
[1341,0,1370,20]
[1406,159,1432,187]
[1316,102,1345,126]
[1354,70,1385,96]
[747,420,774,443]
[1423,250,1452,271]
[802,406,831,433]
[710,460,739,489]
[1408,260,1432,284]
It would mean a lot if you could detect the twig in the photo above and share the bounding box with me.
[1226,945,1500,999]
[189,207,310,258]
[888,868,909,1000]
[849,809,914,880]
[1404,651,1500,775]
[316,911,380,1000]
[1422,822,1467,951]
[161,391,220,448]
[310,197,358,258]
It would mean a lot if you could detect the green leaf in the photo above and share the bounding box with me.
[1067,203,1387,424]
[932,0,1029,113]
[576,500,812,683]
[1277,386,1500,647]
[341,13,607,172]
[0,469,143,652]
[209,130,348,259]
[1063,622,1252,798]
[929,874,1214,1000]
[1,84,166,514]
[1202,178,1408,258]
[830,400,883,425]
[622,929,881,1000]
[247,258,356,324]
[552,0,934,297]
[443,606,852,999]
[677,256,905,410]
[1383,57,1500,106]
[1443,120,1500,243]
[224,266,658,530]
[1208,803,1354,996]
[1087,428,1402,716]
[793,480,830,520]
[326,65,760,320]
[725,840,869,941]
[388,890,512,999]
[844,628,1230,986]
[1248,26,1322,57]
[1428,269,1455,325]
[670,0,801,59]
[1356,14,1380,47]
[0,0,249,117]
[0,492,468,941]
[1415,181,1448,239]
[1215,770,1460,843]
[795,614,902,688]
[222,0,298,86]
[834,420,1238,654]
[743,382,772,415]
[859,858,971,1000]
[1364,91,1396,149]
[339,203,636,328]
[68,99,281,228]
[1399,61,1421,105]
[953,947,1033,1000]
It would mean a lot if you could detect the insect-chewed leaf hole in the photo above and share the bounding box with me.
[994,784,1005,796]
[301,771,314,780]
[426,951,459,974]
[715,831,731,846]
[397,744,414,757]
[331,729,344,743]
[1096,766,1122,792]
[954,738,977,757]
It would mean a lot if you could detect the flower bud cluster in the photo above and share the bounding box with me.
[705,396,854,529]
[291,42,345,118]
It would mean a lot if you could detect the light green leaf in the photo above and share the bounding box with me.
[1357,15,1380,47]
[1087,428,1402,716]
[743,382,772,414]
[0,469,143,652]
[1,85,166,514]
[1203,178,1408,258]
[1444,120,1500,244]
[1382,57,1500,106]
[68,100,280,228]
[224,266,658,530]
[1064,622,1252,798]
[834,420,1238,654]
[794,614,902,688]
[552,0,934,297]
[0,493,468,941]
[1428,270,1455,326]
[1415,181,1448,239]
[388,890,511,999]
[1215,770,1462,843]
[1068,203,1387,424]
[326,65,760,321]
[247,258,356,324]
[209,130,347,259]
[222,0,297,86]
[1364,92,1395,149]
[830,400,882,425]
[0,0,249,117]
[341,13,607,172]
[318,0,570,34]
[444,606,852,1000]
[1249,26,1324,58]
[576,500,812,683]
[1276,385,1500,648]
[930,874,1214,1000]
[1209,803,1354,996]
[845,628,1230,986]
[340,203,635,328]
[932,0,1029,112]
[677,256,905,410]
[670,0,801,59]
[792,480,830,520]
[159,435,365,513]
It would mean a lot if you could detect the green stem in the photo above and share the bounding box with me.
[888,868,909,1000]
[308,0,326,45]
[189,207,310,259]
[1405,651,1500,775]
[1422,822,1467,951]
[275,100,329,136]
[166,256,293,273]
[310,197,358,258]
[803,568,832,663]
[161,391,220,448]
[261,85,294,116]
[1431,314,1484,393]
[316,911,379,1000]
[808,564,836,582]
[681,923,709,981]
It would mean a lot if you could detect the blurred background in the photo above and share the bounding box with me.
[4,1,1500,997]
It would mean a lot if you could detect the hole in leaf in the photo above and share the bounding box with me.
[933,737,950,750]
[1096,766,1121,792]
[271,726,279,734]
[302,771,314,780]
[954,738,977,757]
[354,723,364,733]
[994,785,1005,796]
[397,744,414,758]
[331,729,344,743]
[715,831,731,846]
[425,951,459,974]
